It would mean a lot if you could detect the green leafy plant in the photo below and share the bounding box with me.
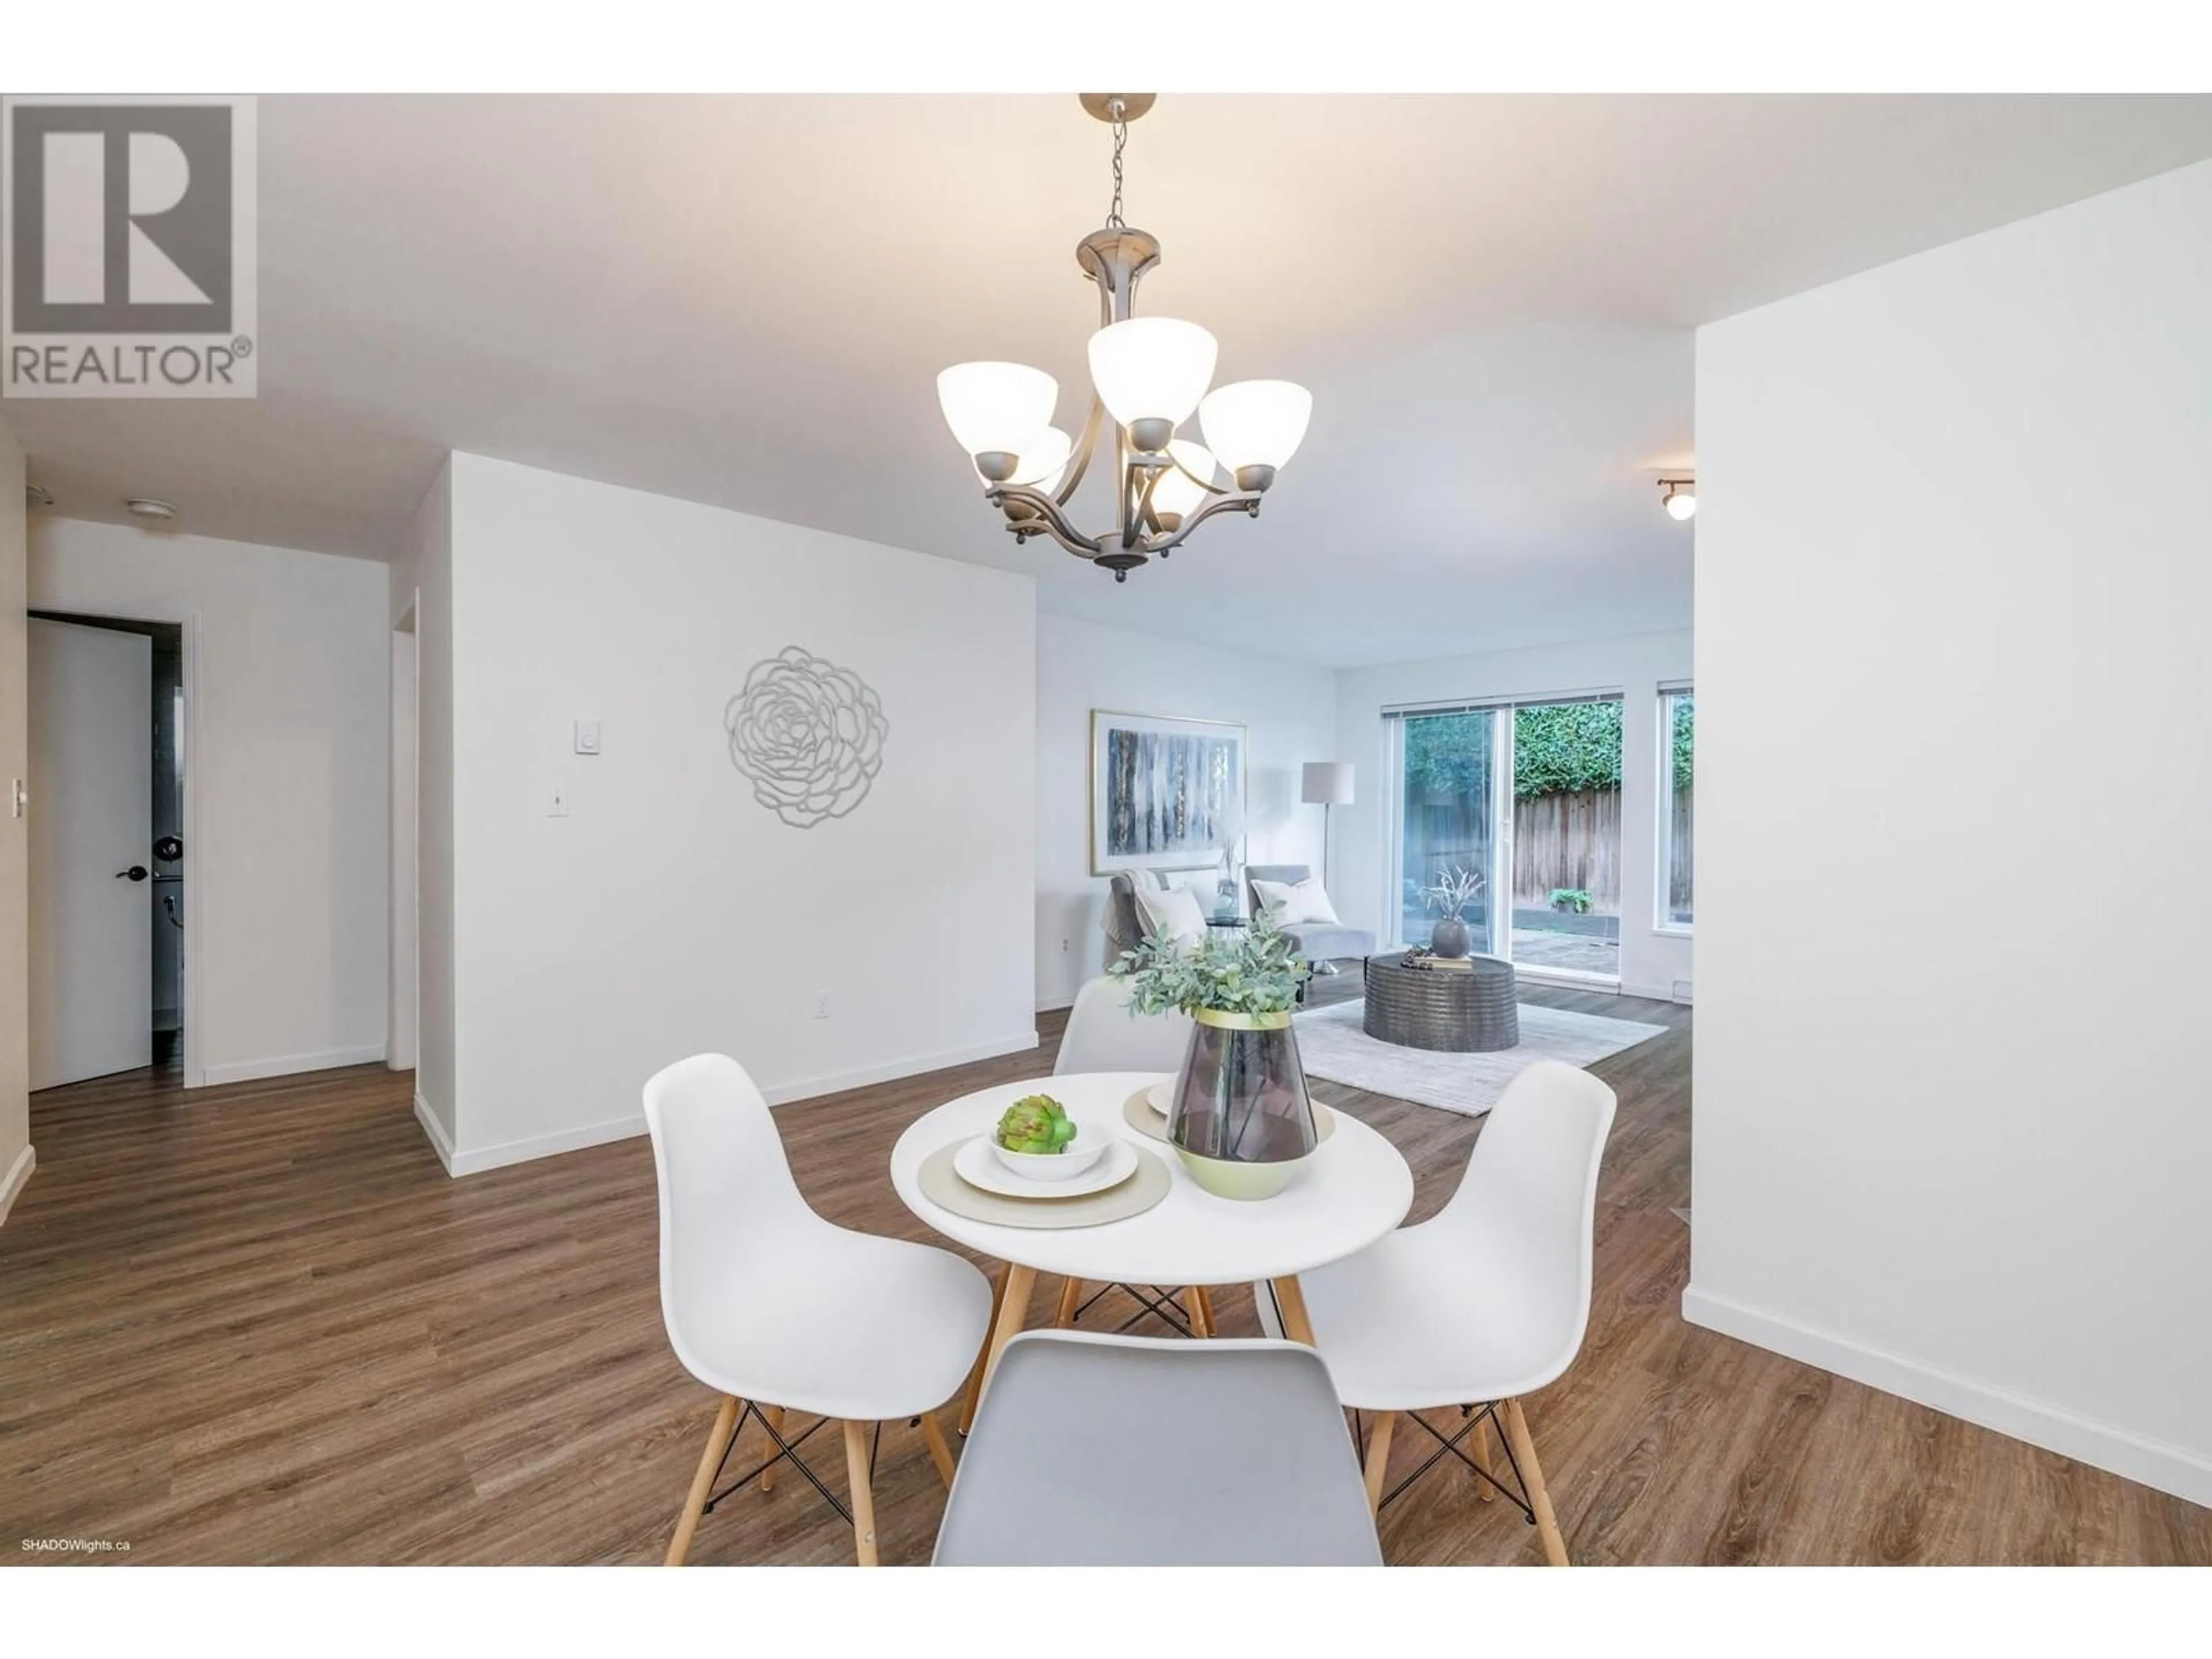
[1112,908,1310,1017]
[1549,888,1592,914]
[1513,703,1623,798]
[1403,703,1630,801]
[1423,864,1484,921]
[996,1094,1078,1154]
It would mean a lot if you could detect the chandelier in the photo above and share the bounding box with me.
[936,94,1313,582]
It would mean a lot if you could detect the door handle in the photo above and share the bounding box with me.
[116,865,149,882]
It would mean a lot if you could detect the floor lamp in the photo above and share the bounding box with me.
[1301,763,1355,970]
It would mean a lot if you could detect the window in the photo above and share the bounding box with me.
[1659,688,1694,929]
[1511,699,1623,978]
[1389,707,1500,953]
[1385,694,1628,982]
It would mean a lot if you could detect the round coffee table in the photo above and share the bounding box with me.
[1362,952,1519,1052]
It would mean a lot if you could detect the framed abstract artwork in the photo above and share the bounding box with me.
[1089,710,1248,876]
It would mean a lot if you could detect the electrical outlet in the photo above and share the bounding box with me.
[1060,937,1070,955]
[813,991,831,1020]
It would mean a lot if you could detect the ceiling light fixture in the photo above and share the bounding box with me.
[125,498,177,521]
[937,94,1312,582]
[1658,479,1696,522]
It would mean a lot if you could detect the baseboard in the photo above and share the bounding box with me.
[1035,994,1075,1015]
[760,1029,1042,1108]
[1683,1283,2212,1509]
[199,1044,388,1087]
[1517,966,1623,995]
[1619,978,1692,1004]
[412,1092,458,1176]
[0,1143,35,1229]
[441,1110,643,1179]
[431,1030,1044,1179]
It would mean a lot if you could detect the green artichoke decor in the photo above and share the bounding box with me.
[996,1094,1079,1155]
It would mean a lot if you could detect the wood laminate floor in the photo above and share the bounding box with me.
[3,979,2206,1566]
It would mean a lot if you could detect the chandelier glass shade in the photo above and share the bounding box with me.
[937,95,1312,581]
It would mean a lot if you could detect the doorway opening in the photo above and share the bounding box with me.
[26,611,192,1090]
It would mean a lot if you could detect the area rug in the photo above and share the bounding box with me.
[1290,999,1665,1118]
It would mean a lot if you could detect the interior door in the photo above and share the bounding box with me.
[28,619,153,1090]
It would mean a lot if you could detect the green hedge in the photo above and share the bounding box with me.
[1512,703,1622,796]
[1404,697,1692,801]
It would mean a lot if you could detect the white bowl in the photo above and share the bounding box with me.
[990,1123,1107,1182]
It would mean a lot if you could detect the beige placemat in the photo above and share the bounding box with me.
[1120,1089,1338,1145]
[918,1137,1172,1230]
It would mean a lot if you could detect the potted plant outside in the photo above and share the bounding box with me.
[1113,911,1316,1200]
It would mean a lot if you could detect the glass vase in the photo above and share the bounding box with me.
[1166,1009,1318,1200]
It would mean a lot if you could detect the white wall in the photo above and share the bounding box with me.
[1688,158,2212,1506]
[1332,630,1694,1001]
[392,464,454,1154]
[0,424,29,1226]
[1035,613,1338,1009]
[430,453,1036,1173]
[388,625,418,1074]
[28,518,392,1086]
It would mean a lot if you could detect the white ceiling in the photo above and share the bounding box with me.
[14,94,2212,666]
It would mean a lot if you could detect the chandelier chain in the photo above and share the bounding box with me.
[1106,115,1127,230]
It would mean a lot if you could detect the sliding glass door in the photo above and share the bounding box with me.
[1389,708,1505,955]
[1508,700,1623,978]
[1387,695,1626,981]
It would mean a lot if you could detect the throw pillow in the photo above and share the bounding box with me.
[1132,881,1209,947]
[1254,876,1340,927]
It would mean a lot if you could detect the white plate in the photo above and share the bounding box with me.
[955,1133,1139,1199]
[1145,1080,1175,1119]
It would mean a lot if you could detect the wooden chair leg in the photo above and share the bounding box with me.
[1500,1397,1568,1566]
[1270,1274,1317,1345]
[1191,1285,1217,1338]
[842,1419,880,1566]
[1472,1410,1495,1501]
[1362,1410,1396,1514]
[1054,1277,1083,1328]
[665,1394,741,1566]
[959,1264,1010,1435]
[920,1411,958,1491]
[759,1405,785,1491]
[978,1263,1037,1401]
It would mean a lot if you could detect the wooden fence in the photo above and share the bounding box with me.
[1510,789,1622,908]
[1403,785,1692,917]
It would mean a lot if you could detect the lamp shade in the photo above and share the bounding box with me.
[937,362,1058,457]
[1200,380,1313,473]
[1087,317,1218,431]
[1150,440,1220,521]
[1301,761,1354,806]
[1006,426,1074,491]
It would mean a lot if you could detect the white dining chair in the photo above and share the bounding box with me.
[935,1331,1383,1566]
[644,1053,994,1566]
[1289,1059,1616,1565]
[1047,976,1214,1339]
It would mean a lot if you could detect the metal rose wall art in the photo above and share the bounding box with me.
[724,646,889,828]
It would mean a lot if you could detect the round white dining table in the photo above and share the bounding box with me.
[890,1070,1415,1422]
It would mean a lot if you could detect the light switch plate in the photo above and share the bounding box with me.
[573,719,601,756]
[548,789,570,818]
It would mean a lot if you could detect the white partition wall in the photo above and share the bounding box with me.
[416,454,1038,1175]
[1690,159,2212,1504]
